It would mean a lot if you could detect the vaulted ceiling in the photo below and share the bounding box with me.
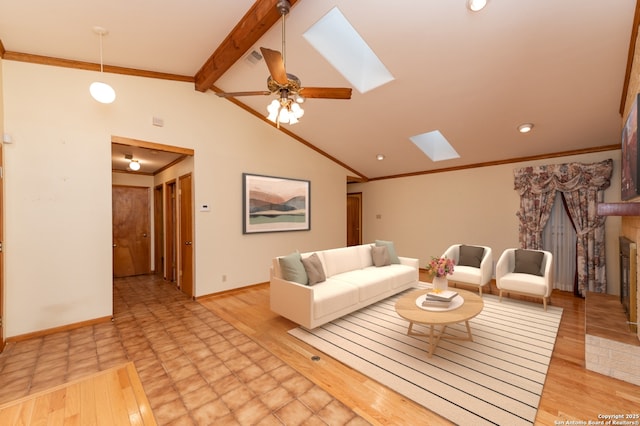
[0,0,636,179]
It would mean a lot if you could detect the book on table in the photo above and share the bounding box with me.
[426,289,458,301]
[422,298,451,307]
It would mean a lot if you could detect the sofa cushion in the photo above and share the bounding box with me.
[332,269,393,301]
[514,249,544,276]
[313,279,359,319]
[279,252,308,285]
[322,246,363,277]
[301,253,326,285]
[375,240,400,264]
[356,244,374,268]
[371,245,391,267]
[458,245,484,268]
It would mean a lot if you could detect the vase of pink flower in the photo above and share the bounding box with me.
[425,256,455,292]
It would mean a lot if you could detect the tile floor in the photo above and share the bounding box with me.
[0,275,369,425]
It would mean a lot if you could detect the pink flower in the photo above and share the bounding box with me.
[425,256,455,277]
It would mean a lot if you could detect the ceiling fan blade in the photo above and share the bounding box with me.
[299,87,352,99]
[260,47,288,85]
[215,90,271,98]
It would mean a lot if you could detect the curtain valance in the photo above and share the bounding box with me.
[513,159,613,195]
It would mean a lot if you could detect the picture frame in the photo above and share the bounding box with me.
[622,93,640,200]
[243,173,310,234]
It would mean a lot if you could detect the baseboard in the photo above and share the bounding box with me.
[6,315,113,342]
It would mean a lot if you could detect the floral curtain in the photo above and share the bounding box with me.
[513,159,613,295]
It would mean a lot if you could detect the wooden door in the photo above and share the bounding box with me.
[347,193,362,246]
[154,185,164,275]
[112,185,151,277]
[165,181,177,282]
[0,145,4,351]
[179,174,194,298]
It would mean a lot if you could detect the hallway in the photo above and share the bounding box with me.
[0,275,367,425]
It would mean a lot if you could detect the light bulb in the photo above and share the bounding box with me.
[129,160,141,171]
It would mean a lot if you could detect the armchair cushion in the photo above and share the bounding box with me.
[514,249,544,276]
[458,245,485,268]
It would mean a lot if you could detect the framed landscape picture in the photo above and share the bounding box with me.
[242,173,310,234]
[622,93,640,200]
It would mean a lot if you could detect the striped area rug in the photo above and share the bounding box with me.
[288,284,563,425]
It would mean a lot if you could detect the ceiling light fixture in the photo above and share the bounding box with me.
[376,154,385,161]
[129,160,141,171]
[89,26,116,104]
[265,0,304,128]
[267,94,304,126]
[518,123,534,133]
[467,0,488,12]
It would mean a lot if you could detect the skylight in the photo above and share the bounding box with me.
[303,7,394,93]
[410,131,460,162]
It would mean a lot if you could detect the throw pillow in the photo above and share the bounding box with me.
[371,245,391,267]
[279,251,308,285]
[458,245,485,268]
[375,240,400,264]
[513,249,544,276]
[301,253,326,285]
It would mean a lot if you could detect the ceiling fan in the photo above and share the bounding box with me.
[215,0,352,127]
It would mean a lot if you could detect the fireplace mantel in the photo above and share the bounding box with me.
[597,202,640,216]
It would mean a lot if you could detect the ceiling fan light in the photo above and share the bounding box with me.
[90,81,116,104]
[290,102,304,118]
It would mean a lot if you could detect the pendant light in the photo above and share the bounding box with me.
[89,26,116,104]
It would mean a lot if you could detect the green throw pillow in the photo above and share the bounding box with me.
[458,245,485,268]
[301,253,326,285]
[371,245,391,267]
[513,249,544,276]
[375,240,400,264]
[279,251,308,285]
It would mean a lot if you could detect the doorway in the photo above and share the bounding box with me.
[347,192,362,246]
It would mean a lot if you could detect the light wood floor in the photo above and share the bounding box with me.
[0,362,155,425]
[200,274,640,426]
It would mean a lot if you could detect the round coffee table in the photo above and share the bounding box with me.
[395,288,484,357]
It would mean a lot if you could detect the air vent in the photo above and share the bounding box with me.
[245,50,263,65]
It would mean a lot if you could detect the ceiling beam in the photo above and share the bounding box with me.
[194,0,298,92]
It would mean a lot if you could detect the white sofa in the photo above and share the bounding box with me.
[270,243,419,329]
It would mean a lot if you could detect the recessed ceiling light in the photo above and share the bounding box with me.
[377,154,385,161]
[467,0,488,12]
[518,123,534,133]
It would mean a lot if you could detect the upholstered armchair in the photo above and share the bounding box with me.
[495,248,553,310]
[442,244,493,296]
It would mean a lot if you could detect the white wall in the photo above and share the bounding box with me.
[350,150,622,293]
[1,60,350,337]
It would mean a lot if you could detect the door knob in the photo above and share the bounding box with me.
[113,244,117,247]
